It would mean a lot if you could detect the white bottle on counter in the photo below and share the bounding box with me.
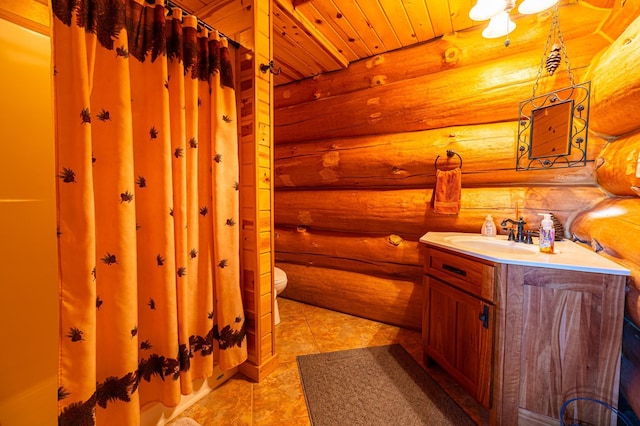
[481,214,496,237]
[539,213,555,253]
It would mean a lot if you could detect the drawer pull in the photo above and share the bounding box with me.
[442,263,467,277]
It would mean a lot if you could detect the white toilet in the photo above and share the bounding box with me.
[273,266,288,325]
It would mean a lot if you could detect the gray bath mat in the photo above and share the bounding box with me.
[297,344,475,425]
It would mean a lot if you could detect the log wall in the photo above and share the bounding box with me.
[273,1,640,417]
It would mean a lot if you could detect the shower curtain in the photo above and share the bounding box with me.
[51,0,246,424]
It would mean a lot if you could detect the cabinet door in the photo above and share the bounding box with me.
[423,276,494,409]
[499,266,626,424]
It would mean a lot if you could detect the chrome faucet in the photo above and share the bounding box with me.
[501,217,532,243]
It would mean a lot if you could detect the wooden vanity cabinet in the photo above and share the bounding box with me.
[423,247,496,409]
[422,245,627,425]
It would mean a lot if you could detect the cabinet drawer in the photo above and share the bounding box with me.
[426,247,496,302]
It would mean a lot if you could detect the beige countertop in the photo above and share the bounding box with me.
[420,232,631,276]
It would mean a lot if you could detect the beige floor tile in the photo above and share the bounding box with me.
[177,375,253,425]
[274,300,320,364]
[252,361,309,425]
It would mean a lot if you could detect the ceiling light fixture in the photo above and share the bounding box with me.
[482,11,516,39]
[469,0,505,21]
[469,0,559,45]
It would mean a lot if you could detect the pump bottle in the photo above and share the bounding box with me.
[481,214,496,237]
[539,213,555,253]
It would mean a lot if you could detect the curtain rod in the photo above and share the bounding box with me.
[164,0,241,49]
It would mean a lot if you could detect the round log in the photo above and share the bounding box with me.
[274,226,423,280]
[277,262,422,330]
[275,186,607,238]
[569,197,640,265]
[275,123,604,189]
[595,130,640,196]
[584,15,640,137]
[274,35,604,144]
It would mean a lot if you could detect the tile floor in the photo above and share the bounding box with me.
[172,297,484,425]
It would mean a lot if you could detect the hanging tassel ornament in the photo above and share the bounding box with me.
[545,43,562,75]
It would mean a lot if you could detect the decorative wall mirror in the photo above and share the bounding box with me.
[516,5,590,171]
[517,82,590,170]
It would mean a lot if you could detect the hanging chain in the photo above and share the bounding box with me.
[554,6,575,87]
[532,15,554,97]
[531,5,574,98]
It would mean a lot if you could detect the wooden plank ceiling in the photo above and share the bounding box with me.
[172,0,608,87]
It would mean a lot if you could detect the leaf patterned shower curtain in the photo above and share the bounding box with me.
[52,0,246,423]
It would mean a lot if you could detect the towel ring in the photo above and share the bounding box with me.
[434,150,462,170]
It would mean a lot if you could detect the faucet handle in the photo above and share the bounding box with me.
[508,228,516,241]
[526,230,533,244]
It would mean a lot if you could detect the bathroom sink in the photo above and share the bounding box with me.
[420,232,631,275]
[443,235,538,256]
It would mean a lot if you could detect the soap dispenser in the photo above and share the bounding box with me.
[539,213,555,253]
[481,214,496,237]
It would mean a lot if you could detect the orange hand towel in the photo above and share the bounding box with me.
[431,168,461,215]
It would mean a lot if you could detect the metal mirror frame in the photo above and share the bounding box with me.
[516,81,590,171]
